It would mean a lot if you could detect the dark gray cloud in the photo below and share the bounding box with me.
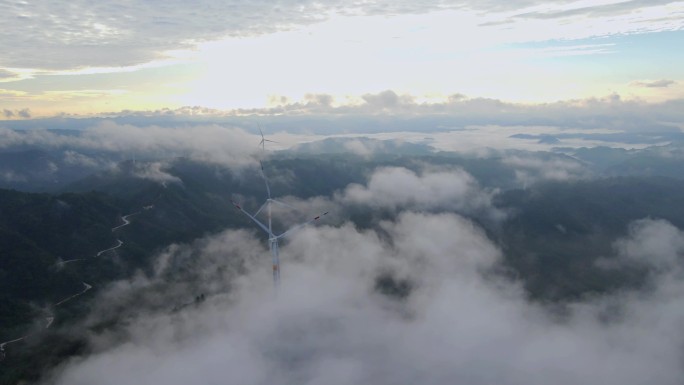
[43,213,684,385]
[2,108,31,119]
[17,108,31,118]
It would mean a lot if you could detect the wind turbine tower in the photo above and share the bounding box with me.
[231,127,328,285]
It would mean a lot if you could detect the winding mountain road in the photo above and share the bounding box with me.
[96,239,123,257]
[56,258,85,266]
[54,282,93,306]
[111,212,139,232]
[1,211,141,361]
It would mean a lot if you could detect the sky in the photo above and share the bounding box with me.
[1,0,683,118]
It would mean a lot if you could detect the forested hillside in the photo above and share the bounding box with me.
[2,150,684,384]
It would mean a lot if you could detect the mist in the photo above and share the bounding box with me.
[0,122,260,168]
[43,211,684,385]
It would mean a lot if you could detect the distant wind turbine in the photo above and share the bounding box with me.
[257,123,277,150]
[231,127,328,286]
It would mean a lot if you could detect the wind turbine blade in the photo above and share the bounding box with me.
[270,199,298,211]
[259,161,272,199]
[276,211,329,240]
[258,123,266,150]
[231,200,271,234]
[254,200,269,217]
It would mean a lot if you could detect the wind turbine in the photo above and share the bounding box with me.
[231,128,328,286]
[258,124,277,151]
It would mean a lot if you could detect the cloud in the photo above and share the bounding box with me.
[629,79,676,88]
[0,170,26,182]
[0,122,260,168]
[2,93,683,172]
[128,162,182,186]
[0,69,18,80]
[289,137,432,157]
[77,229,266,328]
[361,90,415,110]
[44,212,684,385]
[338,166,504,220]
[513,0,678,20]
[502,153,590,186]
[2,108,31,119]
[17,108,31,118]
[3,95,682,159]
[62,150,105,169]
[2,1,681,72]
[343,139,378,156]
[105,91,684,134]
[83,122,259,167]
[0,1,466,71]
[0,89,29,101]
[613,218,684,271]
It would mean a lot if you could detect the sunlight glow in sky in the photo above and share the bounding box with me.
[0,0,683,117]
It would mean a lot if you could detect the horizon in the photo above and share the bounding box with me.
[1,1,683,119]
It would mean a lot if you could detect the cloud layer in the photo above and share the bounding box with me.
[99,91,684,134]
[2,1,681,71]
[0,122,260,168]
[502,153,590,186]
[43,213,684,385]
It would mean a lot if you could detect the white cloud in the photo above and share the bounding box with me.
[128,91,684,134]
[502,154,590,186]
[83,122,258,167]
[613,218,684,270]
[128,162,182,186]
[62,150,105,169]
[343,139,378,157]
[0,123,260,168]
[1,1,681,73]
[338,166,504,220]
[1,1,460,71]
[45,212,684,385]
